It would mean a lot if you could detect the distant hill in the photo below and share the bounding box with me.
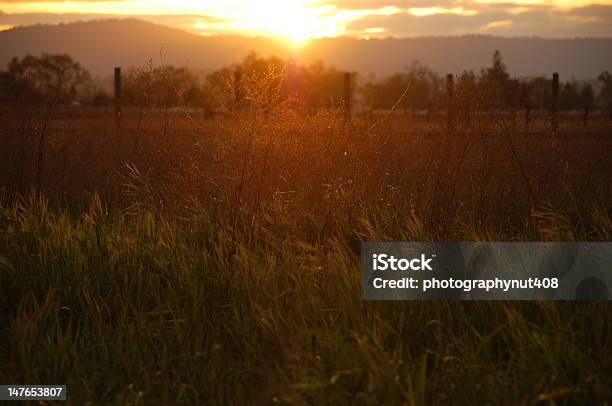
[1,18,611,79]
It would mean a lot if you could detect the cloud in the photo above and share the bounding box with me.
[407,7,478,17]
[345,3,612,37]
[480,19,513,31]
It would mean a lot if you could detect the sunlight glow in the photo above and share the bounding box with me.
[0,0,408,43]
[1,0,611,40]
[221,0,326,45]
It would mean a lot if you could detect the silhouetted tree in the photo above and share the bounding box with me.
[0,54,91,104]
[289,60,349,111]
[530,76,552,112]
[0,54,91,190]
[559,79,581,110]
[483,50,510,84]
[454,70,480,123]
[479,50,519,110]
[204,53,350,112]
[361,61,441,112]
[581,83,594,127]
[124,64,203,108]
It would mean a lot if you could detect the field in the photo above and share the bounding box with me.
[1,105,611,404]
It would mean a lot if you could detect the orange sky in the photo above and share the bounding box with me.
[1,0,612,40]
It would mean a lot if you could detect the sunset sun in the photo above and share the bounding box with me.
[228,0,321,45]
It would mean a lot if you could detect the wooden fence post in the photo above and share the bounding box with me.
[114,67,122,113]
[551,72,559,133]
[446,73,454,132]
[343,71,352,118]
[114,67,122,125]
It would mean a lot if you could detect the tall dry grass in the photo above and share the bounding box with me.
[0,71,611,403]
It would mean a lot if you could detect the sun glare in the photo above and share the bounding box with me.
[228,0,316,45]
[0,0,412,42]
[0,0,342,45]
[2,0,612,41]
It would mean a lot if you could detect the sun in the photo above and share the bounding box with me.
[188,0,344,44]
[228,0,322,46]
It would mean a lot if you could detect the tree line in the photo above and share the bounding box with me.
[1,51,612,116]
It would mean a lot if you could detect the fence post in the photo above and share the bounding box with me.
[446,73,454,132]
[343,71,352,118]
[114,67,122,113]
[551,72,559,133]
[114,67,122,125]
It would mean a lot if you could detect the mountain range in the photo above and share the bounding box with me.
[1,18,611,80]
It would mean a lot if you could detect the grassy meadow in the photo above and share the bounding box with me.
[0,102,611,404]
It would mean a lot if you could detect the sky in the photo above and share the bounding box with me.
[1,0,612,43]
